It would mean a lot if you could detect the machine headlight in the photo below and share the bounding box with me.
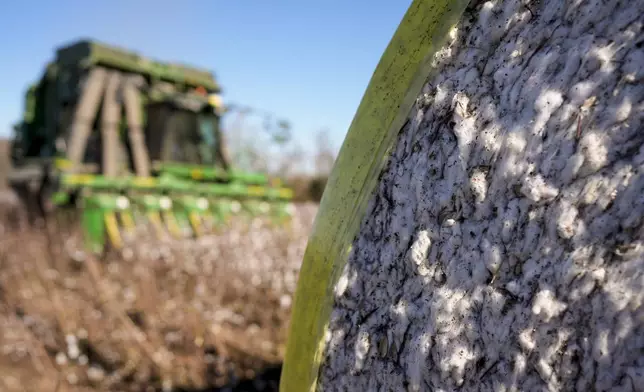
[208,94,222,108]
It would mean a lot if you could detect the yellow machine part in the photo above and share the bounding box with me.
[119,211,136,234]
[162,210,182,238]
[104,211,123,249]
[188,211,204,237]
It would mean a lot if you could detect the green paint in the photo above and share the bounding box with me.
[23,85,37,123]
[82,205,106,254]
[56,40,220,92]
[51,191,70,206]
[59,172,292,201]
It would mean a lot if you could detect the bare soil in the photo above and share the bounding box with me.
[0,194,317,391]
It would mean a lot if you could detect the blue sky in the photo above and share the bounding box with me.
[0,0,410,156]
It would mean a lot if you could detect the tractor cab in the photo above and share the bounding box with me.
[144,87,230,172]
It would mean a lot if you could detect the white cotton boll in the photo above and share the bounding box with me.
[352,329,370,374]
[470,169,488,203]
[506,132,527,154]
[485,243,502,275]
[521,174,559,202]
[87,366,105,382]
[279,295,292,309]
[532,289,567,322]
[67,345,80,360]
[557,202,578,239]
[580,132,608,174]
[534,90,564,133]
[66,372,78,385]
[409,230,432,276]
[65,334,77,346]
[518,329,536,352]
[55,352,67,366]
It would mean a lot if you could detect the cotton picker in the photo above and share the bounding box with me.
[8,39,295,253]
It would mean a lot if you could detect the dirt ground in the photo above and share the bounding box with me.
[0,192,317,391]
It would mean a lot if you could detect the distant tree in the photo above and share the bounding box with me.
[224,105,299,175]
[223,106,338,202]
[275,141,305,178]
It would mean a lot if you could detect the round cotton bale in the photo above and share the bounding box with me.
[282,0,644,391]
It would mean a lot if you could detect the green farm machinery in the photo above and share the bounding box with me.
[8,39,294,253]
